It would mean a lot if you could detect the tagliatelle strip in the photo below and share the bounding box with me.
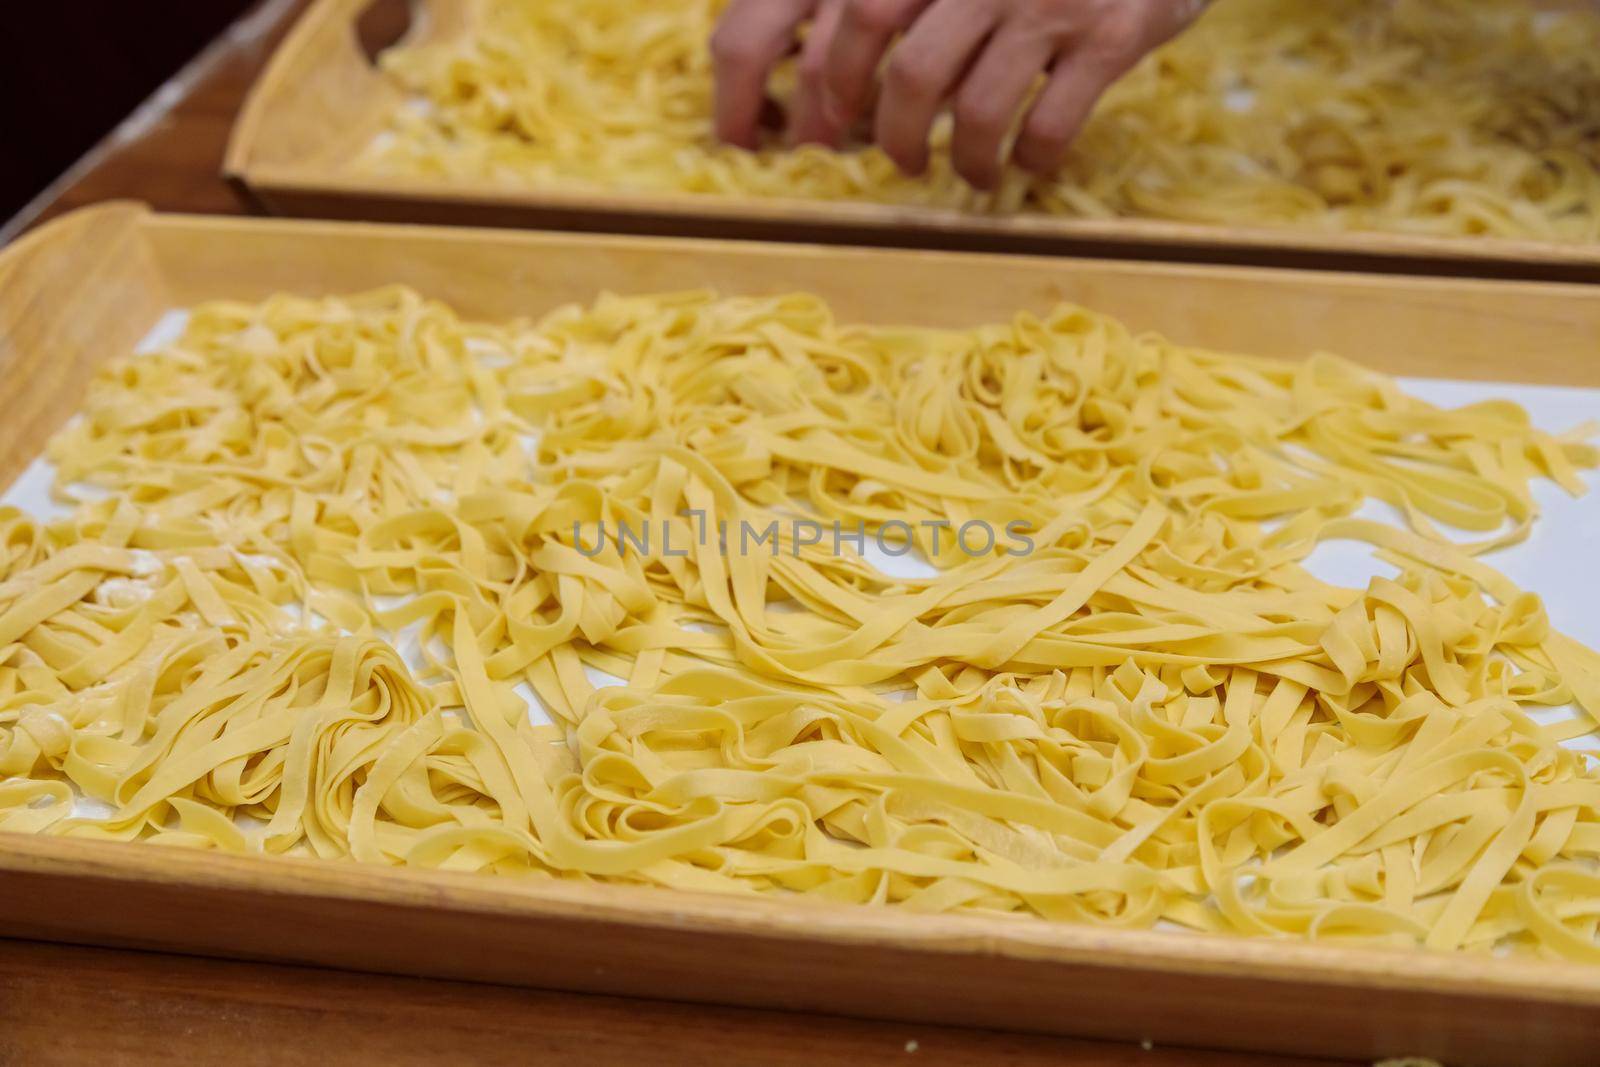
[3,286,1600,958]
[365,0,1600,242]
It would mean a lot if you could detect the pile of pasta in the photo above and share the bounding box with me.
[366,0,1600,241]
[4,286,1600,960]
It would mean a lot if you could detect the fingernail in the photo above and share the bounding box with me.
[953,156,992,190]
[790,112,840,150]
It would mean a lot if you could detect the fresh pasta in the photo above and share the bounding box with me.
[365,0,1600,241]
[3,288,1600,957]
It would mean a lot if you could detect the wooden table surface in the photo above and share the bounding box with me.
[0,3,1382,1064]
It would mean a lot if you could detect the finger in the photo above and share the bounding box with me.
[873,0,998,175]
[789,0,848,147]
[1012,53,1115,176]
[712,0,821,148]
[951,32,1054,191]
[822,0,931,130]
[1014,16,1168,176]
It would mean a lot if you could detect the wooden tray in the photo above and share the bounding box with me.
[4,203,1600,1067]
[223,0,1600,282]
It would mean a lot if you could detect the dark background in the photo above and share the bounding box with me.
[1,3,257,224]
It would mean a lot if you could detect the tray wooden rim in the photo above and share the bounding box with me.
[223,0,1600,273]
[7,830,1600,1003]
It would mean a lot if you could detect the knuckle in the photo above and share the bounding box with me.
[884,52,937,99]
[1091,10,1148,57]
[1026,110,1076,148]
[846,0,908,34]
[954,95,1006,136]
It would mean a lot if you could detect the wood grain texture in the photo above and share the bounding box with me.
[225,0,1600,282]
[108,208,1600,390]
[0,940,1357,1067]
[5,205,1600,1066]
[0,205,167,489]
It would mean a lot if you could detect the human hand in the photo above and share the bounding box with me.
[712,0,1209,190]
